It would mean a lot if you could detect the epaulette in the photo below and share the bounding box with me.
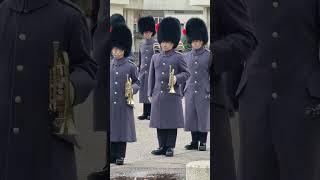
[58,0,84,14]
[128,60,136,65]
[175,51,183,55]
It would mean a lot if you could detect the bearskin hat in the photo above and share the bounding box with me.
[157,17,181,49]
[138,16,156,36]
[111,24,132,57]
[186,18,208,44]
[110,13,125,27]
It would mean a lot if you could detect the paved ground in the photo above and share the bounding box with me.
[109,95,210,179]
[73,93,240,180]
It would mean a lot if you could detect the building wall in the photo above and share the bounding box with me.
[164,12,204,27]
[110,0,129,5]
[142,0,202,11]
[110,4,125,15]
[189,0,210,7]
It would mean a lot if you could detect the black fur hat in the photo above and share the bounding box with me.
[138,16,156,36]
[157,17,181,49]
[186,18,208,44]
[110,13,125,27]
[111,24,132,57]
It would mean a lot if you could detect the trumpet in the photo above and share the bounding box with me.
[125,74,134,107]
[153,42,161,54]
[168,65,176,94]
[49,41,79,147]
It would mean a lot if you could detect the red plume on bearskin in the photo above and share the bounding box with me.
[182,28,187,35]
[155,23,160,33]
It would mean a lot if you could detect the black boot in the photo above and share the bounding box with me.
[165,148,174,157]
[151,147,166,155]
[146,116,150,120]
[198,143,207,151]
[115,157,124,165]
[110,157,116,164]
[138,115,147,120]
[185,141,198,150]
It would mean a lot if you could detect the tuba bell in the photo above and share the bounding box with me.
[176,41,185,53]
[125,74,134,107]
[153,42,161,54]
[49,41,80,148]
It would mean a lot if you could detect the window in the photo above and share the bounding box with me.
[154,17,164,24]
[133,24,137,33]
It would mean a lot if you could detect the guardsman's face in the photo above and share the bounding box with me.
[161,41,174,52]
[143,31,153,39]
[112,47,125,59]
[191,40,204,49]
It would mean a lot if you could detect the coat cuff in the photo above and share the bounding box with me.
[175,73,187,85]
[132,84,139,94]
[70,68,96,105]
[211,40,235,74]
[69,81,75,106]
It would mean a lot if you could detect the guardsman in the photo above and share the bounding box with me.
[0,0,97,179]
[137,16,157,120]
[183,18,211,151]
[212,0,257,180]
[148,17,190,157]
[109,13,135,62]
[236,1,320,180]
[110,24,140,165]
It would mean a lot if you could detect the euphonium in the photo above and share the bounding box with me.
[125,74,134,107]
[168,65,176,94]
[153,42,161,54]
[49,41,79,147]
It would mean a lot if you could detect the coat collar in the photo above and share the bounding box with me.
[8,0,49,13]
[160,49,175,57]
[191,47,206,56]
[143,38,155,45]
[113,57,127,66]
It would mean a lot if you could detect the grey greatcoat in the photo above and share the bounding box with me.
[183,47,211,132]
[0,0,97,179]
[148,49,190,129]
[138,39,157,103]
[110,57,140,142]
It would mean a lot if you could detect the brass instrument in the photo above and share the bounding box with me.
[125,74,134,107]
[153,42,161,54]
[49,41,79,148]
[176,41,185,53]
[168,65,176,94]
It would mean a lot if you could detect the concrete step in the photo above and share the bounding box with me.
[186,160,210,180]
